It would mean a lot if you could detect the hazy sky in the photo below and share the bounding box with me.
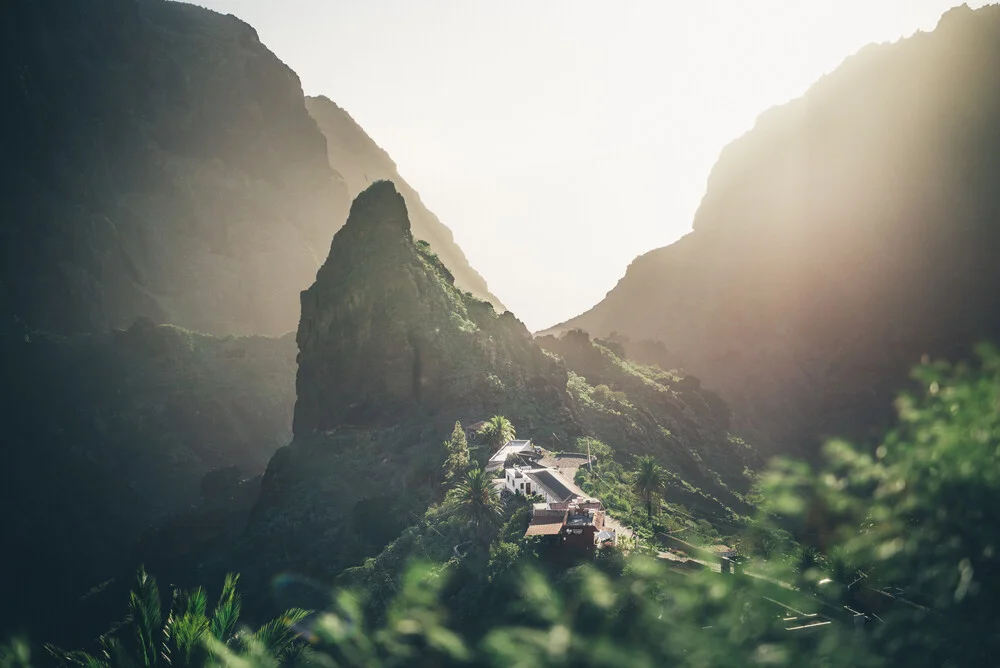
[187,0,986,330]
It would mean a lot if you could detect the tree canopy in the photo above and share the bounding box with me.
[630,454,667,519]
[478,415,515,452]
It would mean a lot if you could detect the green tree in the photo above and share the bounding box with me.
[630,455,667,520]
[442,421,471,487]
[450,467,503,545]
[763,345,1000,666]
[48,568,309,668]
[478,415,515,452]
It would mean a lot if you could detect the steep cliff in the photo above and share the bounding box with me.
[1,0,344,335]
[543,4,1000,458]
[235,180,571,589]
[0,0,499,336]
[305,96,504,309]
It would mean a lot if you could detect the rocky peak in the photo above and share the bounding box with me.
[294,181,563,436]
[304,95,505,310]
[336,180,413,245]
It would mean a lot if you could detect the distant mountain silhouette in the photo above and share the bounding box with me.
[1,0,500,336]
[542,4,1000,458]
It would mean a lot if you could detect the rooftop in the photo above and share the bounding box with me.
[525,513,566,536]
[529,469,578,503]
[487,439,535,467]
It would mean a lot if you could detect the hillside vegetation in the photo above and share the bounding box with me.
[215,183,760,612]
[1,318,296,643]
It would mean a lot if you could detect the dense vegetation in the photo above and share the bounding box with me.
[0,317,296,644]
[539,330,758,520]
[6,348,996,666]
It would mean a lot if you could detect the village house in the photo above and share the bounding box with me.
[489,443,617,559]
[524,499,612,558]
[465,420,487,441]
[485,439,536,472]
[502,463,587,505]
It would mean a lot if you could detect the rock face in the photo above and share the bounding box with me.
[232,181,571,591]
[295,180,558,435]
[305,96,504,310]
[542,4,1000,458]
[1,0,499,336]
[1,0,342,335]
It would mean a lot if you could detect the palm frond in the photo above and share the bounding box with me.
[168,613,210,667]
[127,567,162,668]
[209,573,242,642]
[45,645,109,668]
[163,587,211,668]
[249,608,311,660]
[100,636,136,668]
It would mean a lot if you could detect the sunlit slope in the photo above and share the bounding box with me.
[542,5,1000,457]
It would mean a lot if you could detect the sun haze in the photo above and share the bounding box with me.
[185,0,988,330]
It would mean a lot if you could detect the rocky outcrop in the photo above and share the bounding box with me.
[1,0,499,336]
[305,96,504,309]
[542,4,1000,458]
[227,181,570,593]
[294,180,564,435]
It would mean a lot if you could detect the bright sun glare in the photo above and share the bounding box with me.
[189,0,987,330]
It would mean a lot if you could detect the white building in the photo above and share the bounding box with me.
[502,464,589,505]
[486,439,535,472]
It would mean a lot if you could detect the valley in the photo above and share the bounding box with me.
[2,1,999,666]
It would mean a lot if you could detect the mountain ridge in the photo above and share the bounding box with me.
[1,0,500,336]
[541,2,1000,457]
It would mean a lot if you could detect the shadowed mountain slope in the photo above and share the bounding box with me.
[0,318,296,642]
[543,4,1000,458]
[1,0,499,336]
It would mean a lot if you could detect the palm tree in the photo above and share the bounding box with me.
[478,415,516,453]
[48,568,309,668]
[631,455,667,520]
[452,467,503,543]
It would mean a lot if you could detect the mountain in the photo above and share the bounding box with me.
[305,96,504,310]
[542,4,1000,458]
[1,0,498,337]
[0,317,296,642]
[232,181,574,588]
[0,0,506,642]
[215,182,756,606]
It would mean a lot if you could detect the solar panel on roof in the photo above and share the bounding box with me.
[531,470,575,502]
